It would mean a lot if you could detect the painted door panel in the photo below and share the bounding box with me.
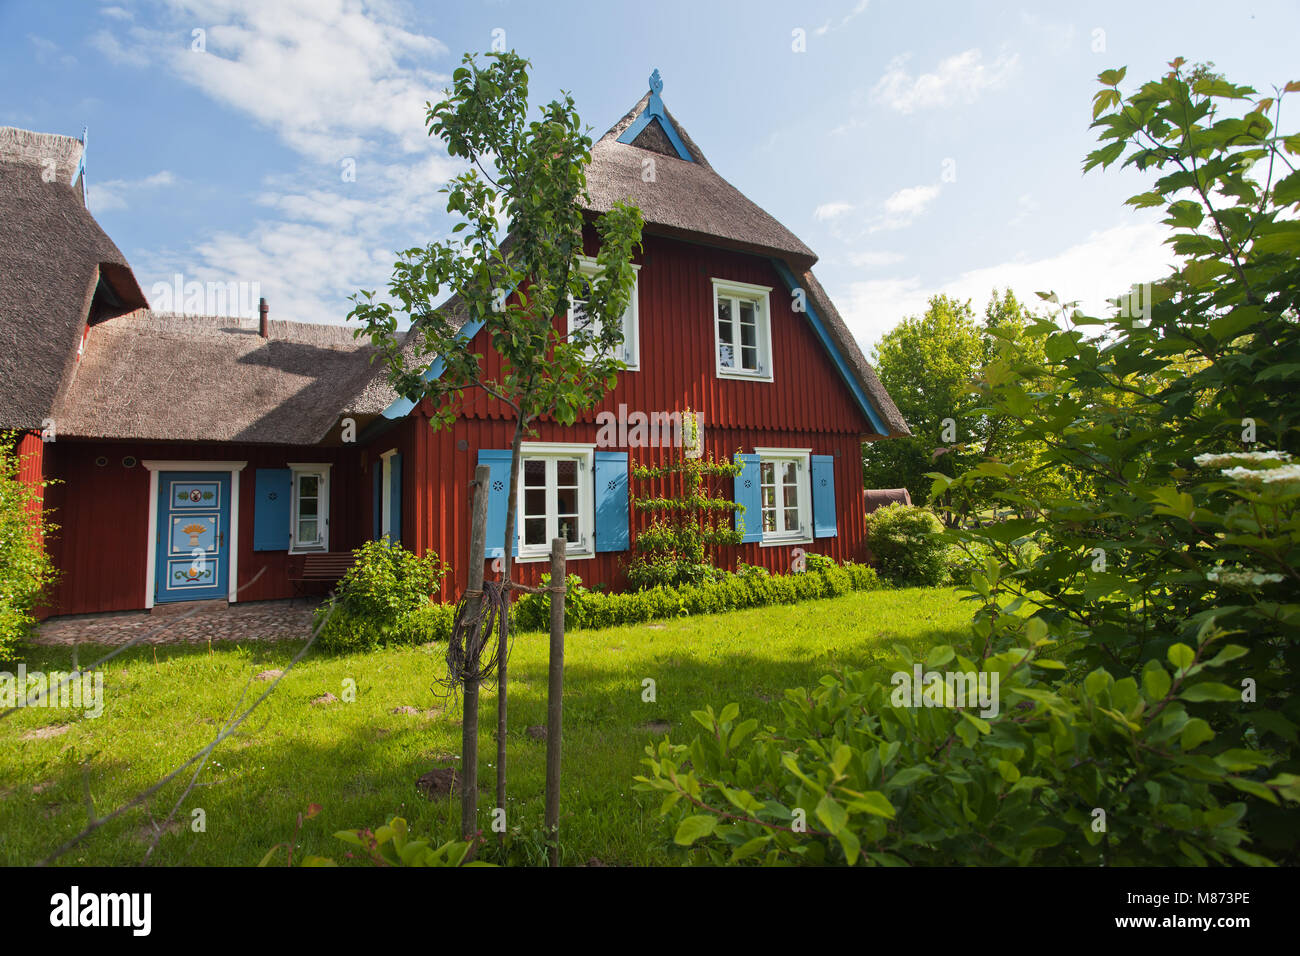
[155,472,231,603]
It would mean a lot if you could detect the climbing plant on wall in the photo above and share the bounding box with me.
[627,412,744,589]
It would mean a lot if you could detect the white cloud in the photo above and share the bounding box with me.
[87,170,177,213]
[100,5,133,20]
[93,1,466,324]
[815,0,869,35]
[839,221,1177,351]
[29,33,78,67]
[815,201,853,221]
[848,250,904,267]
[871,49,1019,114]
[89,28,149,67]
[871,183,941,231]
[1008,192,1040,227]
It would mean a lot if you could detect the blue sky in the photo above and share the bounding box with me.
[3,0,1297,353]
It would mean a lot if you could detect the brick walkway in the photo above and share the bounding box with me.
[34,599,321,647]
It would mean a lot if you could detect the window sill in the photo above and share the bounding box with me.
[717,369,774,383]
[514,548,595,564]
[289,545,329,555]
[759,535,812,548]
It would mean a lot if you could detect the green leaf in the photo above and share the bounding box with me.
[815,793,848,834]
[673,814,718,845]
[1180,718,1215,751]
[848,791,896,819]
[1167,644,1195,670]
[1180,682,1240,702]
[1142,661,1172,701]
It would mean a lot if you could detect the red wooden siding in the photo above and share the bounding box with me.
[448,232,875,438]
[413,414,869,603]
[41,440,372,616]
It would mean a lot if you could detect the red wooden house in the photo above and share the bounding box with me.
[1,76,908,620]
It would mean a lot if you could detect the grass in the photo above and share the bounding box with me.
[0,586,970,866]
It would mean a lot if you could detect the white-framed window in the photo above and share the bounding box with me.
[568,256,640,369]
[753,448,811,545]
[712,278,773,381]
[516,442,595,561]
[379,449,398,539]
[288,463,331,553]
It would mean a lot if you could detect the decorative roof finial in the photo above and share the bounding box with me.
[647,68,665,117]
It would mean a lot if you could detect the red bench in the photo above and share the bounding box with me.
[289,552,356,603]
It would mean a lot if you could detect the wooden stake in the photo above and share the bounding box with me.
[544,536,566,867]
[460,464,491,844]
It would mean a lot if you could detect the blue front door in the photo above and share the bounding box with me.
[155,472,231,603]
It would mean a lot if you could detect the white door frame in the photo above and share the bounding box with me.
[142,460,248,609]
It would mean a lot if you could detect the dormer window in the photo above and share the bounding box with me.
[568,257,640,370]
[712,278,773,382]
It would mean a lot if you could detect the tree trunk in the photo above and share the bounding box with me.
[544,536,566,866]
[461,464,491,844]
[496,417,526,833]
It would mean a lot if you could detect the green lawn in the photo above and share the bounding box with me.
[0,587,969,866]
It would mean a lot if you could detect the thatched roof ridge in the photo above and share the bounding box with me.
[584,93,817,270]
[55,311,387,444]
[0,127,84,185]
[0,143,147,431]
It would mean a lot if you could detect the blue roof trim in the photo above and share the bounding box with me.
[615,68,693,163]
[769,259,889,436]
[380,316,486,420]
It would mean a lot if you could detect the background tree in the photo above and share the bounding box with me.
[350,50,643,835]
[861,294,984,509]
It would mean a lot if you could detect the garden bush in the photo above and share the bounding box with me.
[513,559,879,632]
[0,436,58,663]
[313,538,448,652]
[864,502,954,586]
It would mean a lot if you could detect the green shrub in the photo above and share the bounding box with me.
[864,503,953,586]
[512,560,879,633]
[313,538,448,652]
[0,436,58,663]
[399,602,456,644]
[638,630,1294,865]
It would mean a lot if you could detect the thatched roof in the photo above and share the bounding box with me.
[0,127,147,431]
[583,93,908,438]
[585,93,817,270]
[55,312,391,444]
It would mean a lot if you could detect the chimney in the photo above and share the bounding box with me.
[258,297,269,338]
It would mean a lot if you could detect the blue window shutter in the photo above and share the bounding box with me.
[811,455,837,538]
[389,453,402,546]
[372,465,382,540]
[734,454,762,543]
[594,451,629,552]
[253,468,292,551]
[478,449,514,559]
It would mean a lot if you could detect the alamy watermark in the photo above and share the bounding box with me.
[890,664,1000,718]
[1,664,103,718]
[595,403,702,454]
[150,273,261,319]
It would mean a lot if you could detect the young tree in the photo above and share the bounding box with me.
[350,51,643,833]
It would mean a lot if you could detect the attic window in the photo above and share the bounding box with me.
[712,278,773,382]
[568,257,640,370]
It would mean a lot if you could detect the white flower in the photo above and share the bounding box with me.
[1195,450,1292,469]
[1206,567,1285,587]
[1219,463,1300,486]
